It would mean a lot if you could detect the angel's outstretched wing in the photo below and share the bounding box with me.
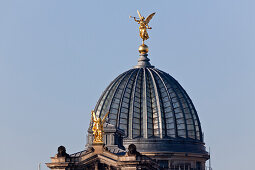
[137,10,142,19]
[145,12,156,24]
[102,111,109,124]
[91,110,96,122]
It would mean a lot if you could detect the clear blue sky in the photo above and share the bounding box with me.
[0,0,254,169]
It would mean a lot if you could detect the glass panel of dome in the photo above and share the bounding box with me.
[183,108,189,114]
[112,103,119,109]
[124,89,131,96]
[178,130,186,137]
[109,119,115,125]
[116,89,123,96]
[135,88,141,94]
[133,118,140,124]
[127,83,132,89]
[187,125,194,130]
[174,108,182,113]
[173,102,180,108]
[182,102,188,108]
[184,114,191,120]
[133,128,140,136]
[148,113,153,119]
[179,97,186,103]
[133,123,140,129]
[113,98,120,103]
[119,124,127,130]
[196,133,200,140]
[191,112,198,122]
[113,97,121,104]
[167,130,175,136]
[157,79,164,86]
[133,129,140,137]
[166,118,174,123]
[188,131,195,138]
[121,102,129,109]
[148,122,153,128]
[134,97,140,103]
[148,131,153,137]
[121,107,128,113]
[195,125,200,131]
[185,113,193,121]
[177,92,183,99]
[168,132,176,137]
[166,123,174,129]
[120,112,128,119]
[133,107,140,113]
[163,107,169,113]
[119,118,127,124]
[158,87,165,94]
[147,102,152,109]
[147,118,152,123]
[110,108,117,114]
[161,91,167,98]
[168,88,174,94]
[188,131,195,136]
[194,120,198,125]
[109,113,117,119]
[175,113,183,119]
[163,101,171,107]
[177,124,185,129]
[165,112,173,118]
[123,97,129,103]
[134,102,140,108]
[177,118,184,124]
[125,88,131,93]
[147,107,152,113]
[133,114,140,120]
[170,92,176,97]
[191,109,196,114]
[186,119,193,124]
[115,93,122,99]
[120,82,127,88]
[162,96,168,102]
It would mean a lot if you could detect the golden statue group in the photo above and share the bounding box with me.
[91,111,109,143]
[130,10,155,45]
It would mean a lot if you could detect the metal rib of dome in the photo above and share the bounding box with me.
[94,67,202,142]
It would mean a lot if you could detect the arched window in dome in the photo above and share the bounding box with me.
[118,69,138,137]
[108,70,135,126]
[131,69,143,138]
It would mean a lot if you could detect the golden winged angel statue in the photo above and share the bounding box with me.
[130,10,156,45]
[91,110,109,143]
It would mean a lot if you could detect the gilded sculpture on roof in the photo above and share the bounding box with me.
[91,110,109,143]
[130,10,156,45]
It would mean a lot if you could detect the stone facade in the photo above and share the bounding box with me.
[46,144,159,170]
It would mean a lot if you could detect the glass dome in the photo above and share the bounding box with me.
[94,67,202,142]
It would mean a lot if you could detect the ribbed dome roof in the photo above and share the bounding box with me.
[94,67,202,142]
